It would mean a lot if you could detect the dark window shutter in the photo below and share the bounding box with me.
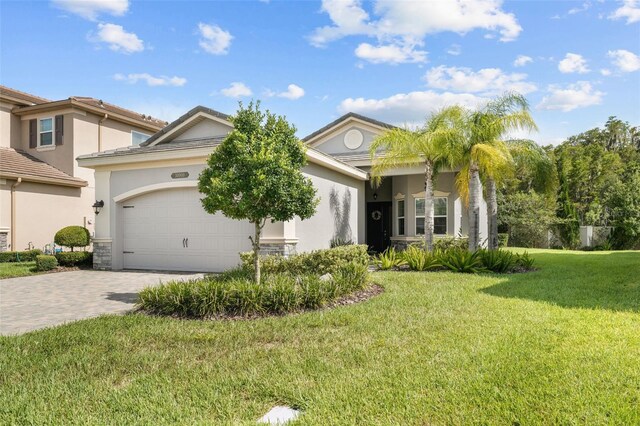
[55,115,64,146]
[29,119,37,148]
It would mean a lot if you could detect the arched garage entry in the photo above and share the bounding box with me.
[115,182,253,272]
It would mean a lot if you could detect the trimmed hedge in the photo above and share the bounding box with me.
[240,244,369,276]
[0,249,43,263]
[54,226,90,251]
[56,251,93,267]
[36,255,58,271]
[137,262,370,318]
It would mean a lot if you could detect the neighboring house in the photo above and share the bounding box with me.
[0,86,167,252]
[78,106,487,272]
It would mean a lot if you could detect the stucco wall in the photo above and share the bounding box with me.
[173,119,232,141]
[0,102,22,148]
[295,162,364,252]
[312,124,379,156]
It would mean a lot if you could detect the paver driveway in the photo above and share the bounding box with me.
[0,270,203,335]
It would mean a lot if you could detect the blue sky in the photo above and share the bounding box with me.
[1,0,639,144]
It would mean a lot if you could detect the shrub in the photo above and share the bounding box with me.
[374,247,406,270]
[498,233,509,248]
[240,244,369,276]
[401,246,441,271]
[0,249,43,263]
[434,237,469,251]
[36,255,58,271]
[439,248,484,273]
[56,251,93,267]
[137,262,370,318]
[515,251,536,270]
[479,249,516,273]
[330,237,354,248]
[54,226,90,251]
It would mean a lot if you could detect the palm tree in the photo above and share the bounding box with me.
[454,93,538,250]
[369,111,461,251]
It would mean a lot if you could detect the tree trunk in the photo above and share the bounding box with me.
[468,162,481,251]
[487,177,498,250]
[252,221,261,284]
[424,161,434,252]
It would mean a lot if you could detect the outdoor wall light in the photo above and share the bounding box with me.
[373,192,378,200]
[92,200,104,215]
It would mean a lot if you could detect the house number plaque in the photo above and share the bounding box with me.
[171,172,189,179]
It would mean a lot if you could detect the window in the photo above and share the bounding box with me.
[132,131,150,146]
[397,199,405,236]
[415,197,448,235]
[39,118,53,146]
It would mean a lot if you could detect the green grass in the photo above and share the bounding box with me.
[1,250,639,424]
[0,261,37,279]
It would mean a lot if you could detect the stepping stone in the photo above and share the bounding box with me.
[257,406,301,425]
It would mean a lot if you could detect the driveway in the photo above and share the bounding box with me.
[0,270,204,336]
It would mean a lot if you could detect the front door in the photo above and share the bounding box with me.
[366,201,392,253]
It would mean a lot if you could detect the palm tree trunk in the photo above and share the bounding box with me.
[468,162,481,251]
[424,160,434,252]
[487,177,498,250]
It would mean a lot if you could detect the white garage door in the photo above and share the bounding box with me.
[122,188,253,272]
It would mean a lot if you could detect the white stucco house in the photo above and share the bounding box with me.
[77,106,487,272]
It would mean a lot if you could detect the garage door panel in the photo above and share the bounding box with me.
[122,187,253,272]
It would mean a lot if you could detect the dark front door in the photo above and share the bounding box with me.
[366,201,392,253]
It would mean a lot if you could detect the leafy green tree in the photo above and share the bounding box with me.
[555,171,581,248]
[605,166,640,249]
[498,191,558,247]
[54,226,90,252]
[198,102,318,283]
[369,109,461,251]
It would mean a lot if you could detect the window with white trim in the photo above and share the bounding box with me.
[39,118,53,146]
[415,197,448,235]
[397,199,405,236]
[132,131,150,146]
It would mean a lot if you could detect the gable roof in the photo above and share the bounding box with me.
[0,147,87,187]
[302,112,396,143]
[0,85,51,106]
[140,105,232,147]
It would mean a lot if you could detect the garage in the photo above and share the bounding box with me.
[121,187,253,272]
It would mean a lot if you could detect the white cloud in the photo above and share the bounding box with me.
[339,90,488,125]
[52,0,128,20]
[607,49,640,72]
[446,44,461,56]
[424,66,537,95]
[609,0,640,23]
[513,55,533,67]
[568,1,591,15]
[113,73,186,87]
[266,84,305,100]
[537,81,604,112]
[558,53,590,73]
[355,42,427,64]
[309,0,522,63]
[198,23,233,55]
[93,23,144,54]
[600,68,612,76]
[220,82,253,98]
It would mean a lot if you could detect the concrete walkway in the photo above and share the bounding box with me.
[0,270,203,336]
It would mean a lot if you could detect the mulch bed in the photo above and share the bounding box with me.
[327,283,385,308]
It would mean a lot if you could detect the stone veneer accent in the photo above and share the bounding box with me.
[259,242,297,257]
[93,241,112,270]
[0,232,7,252]
[391,239,424,251]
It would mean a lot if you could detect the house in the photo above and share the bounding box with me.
[0,86,167,252]
[78,105,487,272]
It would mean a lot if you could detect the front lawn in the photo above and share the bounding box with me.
[1,250,639,424]
[0,261,37,279]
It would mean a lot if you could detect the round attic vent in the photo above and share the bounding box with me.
[344,129,364,150]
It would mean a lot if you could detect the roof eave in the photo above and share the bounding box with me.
[0,172,88,188]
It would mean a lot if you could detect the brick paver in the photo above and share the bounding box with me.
[0,270,203,335]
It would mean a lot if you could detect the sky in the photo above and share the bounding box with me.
[1,0,639,144]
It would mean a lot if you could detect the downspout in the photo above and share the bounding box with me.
[98,113,108,152]
[10,177,22,250]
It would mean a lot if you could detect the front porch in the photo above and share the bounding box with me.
[363,171,471,253]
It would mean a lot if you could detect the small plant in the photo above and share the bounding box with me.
[434,237,469,251]
[36,255,58,271]
[515,251,535,270]
[497,233,509,248]
[56,251,93,267]
[54,226,90,252]
[374,247,406,270]
[479,249,516,273]
[402,245,441,271]
[439,248,484,273]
